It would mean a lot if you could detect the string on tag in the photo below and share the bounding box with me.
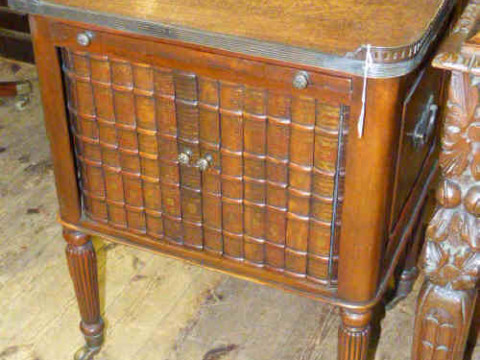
[357,44,373,138]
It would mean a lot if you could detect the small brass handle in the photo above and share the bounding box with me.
[178,148,193,165]
[408,94,438,149]
[196,154,213,171]
[76,31,94,47]
[293,71,310,89]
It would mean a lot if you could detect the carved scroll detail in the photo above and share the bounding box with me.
[412,71,480,360]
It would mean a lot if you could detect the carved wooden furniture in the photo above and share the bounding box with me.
[413,2,480,359]
[7,0,462,359]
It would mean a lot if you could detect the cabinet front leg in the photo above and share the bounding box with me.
[338,309,372,360]
[64,229,104,360]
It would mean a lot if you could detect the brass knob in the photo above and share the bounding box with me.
[196,154,213,171]
[292,71,309,89]
[76,31,94,47]
[178,148,192,165]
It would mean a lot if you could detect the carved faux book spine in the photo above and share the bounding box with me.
[338,310,371,360]
[412,70,480,360]
[64,229,104,360]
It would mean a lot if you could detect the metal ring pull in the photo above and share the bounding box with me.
[76,31,94,47]
[196,154,213,171]
[178,148,192,165]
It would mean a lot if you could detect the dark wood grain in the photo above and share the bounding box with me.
[0,7,29,32]
[0,31,33,63]
[0,5,33,63]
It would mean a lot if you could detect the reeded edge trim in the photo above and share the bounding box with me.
[10,0,454,78]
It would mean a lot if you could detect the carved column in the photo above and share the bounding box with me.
[64,229,104,360]
[412,70,480,360]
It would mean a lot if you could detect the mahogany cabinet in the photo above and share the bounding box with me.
[7,0,464,359]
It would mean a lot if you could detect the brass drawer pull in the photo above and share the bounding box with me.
[196,154,213,171]
[178,148,192,165]
[292,71,310,89]
[76,31,94,46]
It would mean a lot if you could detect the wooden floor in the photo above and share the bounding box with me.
[0,58,478,360]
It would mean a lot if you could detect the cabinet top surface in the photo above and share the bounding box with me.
[11,0,455,77]
[40,0,448,55]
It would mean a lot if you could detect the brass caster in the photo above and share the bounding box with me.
[12,81,32,111]
[74,345,101,360]
[15,95,30,111]
[385,267,418,311]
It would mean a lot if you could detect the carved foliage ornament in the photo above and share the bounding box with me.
[424,71,480,291]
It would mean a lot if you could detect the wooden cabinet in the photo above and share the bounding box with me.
[9,0,462,358]
[55,21,353,292]
[62,44,347,284]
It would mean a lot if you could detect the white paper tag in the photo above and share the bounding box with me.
[357,44,373,138]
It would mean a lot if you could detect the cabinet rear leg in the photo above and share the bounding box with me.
[386,202,428,310]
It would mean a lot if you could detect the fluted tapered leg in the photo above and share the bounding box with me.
[338,309,372,360]
[64,229,104,360]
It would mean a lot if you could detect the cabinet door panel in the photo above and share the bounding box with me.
[59,25,350,287]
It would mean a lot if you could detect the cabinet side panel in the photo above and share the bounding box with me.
[30,15,81,223]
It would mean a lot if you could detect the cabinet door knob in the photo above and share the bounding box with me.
[178,148,193,165]
[196,154,213,171]
[76,31,94,47]
[293,71,310,89]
